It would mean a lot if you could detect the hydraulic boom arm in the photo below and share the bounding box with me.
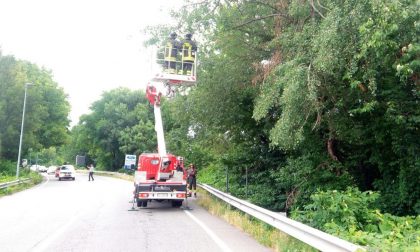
[146,84,167,157]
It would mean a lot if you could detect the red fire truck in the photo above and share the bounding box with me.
[133,45,197,208]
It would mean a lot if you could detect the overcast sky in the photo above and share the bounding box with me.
[0,0,182,126]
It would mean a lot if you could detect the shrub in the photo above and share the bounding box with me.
[291,187,420,251]
[0,159,16,177]
[117,168,134,175]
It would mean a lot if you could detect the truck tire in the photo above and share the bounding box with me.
[142,201,148,207]
[171,200,183,208]
[136,199,142,207]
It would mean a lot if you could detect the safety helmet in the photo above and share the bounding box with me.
[185,33,192,39]
[170,32,177,38]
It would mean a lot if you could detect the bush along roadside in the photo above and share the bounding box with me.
[1,159,43,196]
[0,171,43,197]
[290,187,420,251]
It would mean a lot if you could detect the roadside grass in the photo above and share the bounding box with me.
[0,171,43,197]
[0,175,15,183]
[196,188,316,252]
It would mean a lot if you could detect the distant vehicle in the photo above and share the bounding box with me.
[47,166,57,175]
[38,166,48,173]
[58,165,76,181]
[30,165,39,172]
[30,164,46,172]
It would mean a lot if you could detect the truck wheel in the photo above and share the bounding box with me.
[136,199,142,207]
[142,201,148,207]
[171,200,183,208]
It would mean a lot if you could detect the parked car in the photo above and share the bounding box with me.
[58,165,76,181]
[47,166,57,175]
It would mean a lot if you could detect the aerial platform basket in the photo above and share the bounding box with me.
[153,46,198,87]
[152,73,196,86]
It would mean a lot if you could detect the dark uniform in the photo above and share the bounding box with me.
[187,164,197,197]
[164,32,181,74]
[180,33,197,75]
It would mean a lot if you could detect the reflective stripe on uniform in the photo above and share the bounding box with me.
[182,42,195,61]
[165,43,177,61]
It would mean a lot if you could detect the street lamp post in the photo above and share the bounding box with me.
[16,83,33,179]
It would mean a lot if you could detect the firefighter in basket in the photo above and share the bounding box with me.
[180,33,197,75]
[164,32,181,74]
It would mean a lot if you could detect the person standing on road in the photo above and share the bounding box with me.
[88,164,95,181]
[187,164,197,197]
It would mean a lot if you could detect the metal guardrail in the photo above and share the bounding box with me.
[0,178,31,189]
[199,183,365,252]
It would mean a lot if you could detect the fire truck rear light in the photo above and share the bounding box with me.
[176,193,185,198]
[139,193,149,198]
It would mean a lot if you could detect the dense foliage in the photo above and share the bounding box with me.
[152,0,419,217]
[68,88,157,170]
[291,187,420,251]
[0,52,70,171]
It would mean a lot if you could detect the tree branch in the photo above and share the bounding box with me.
[309,0,326,19]
[233,13,288,29]
[317,0,331,11]
[245,0,280,12]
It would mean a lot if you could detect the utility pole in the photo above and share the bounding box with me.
[16,83,33,179]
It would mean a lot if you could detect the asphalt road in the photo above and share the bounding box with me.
[0,173,271,252]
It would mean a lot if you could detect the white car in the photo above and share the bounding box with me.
[58,165,76,181]
[29,164,46,172]
[38,165,48,172]
[47,166,57,175]
[29,165,39,172]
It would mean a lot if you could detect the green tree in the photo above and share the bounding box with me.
[146,0,419,215]
[250,0,419,214]
[71,88,156,170]
[0,53,70,164]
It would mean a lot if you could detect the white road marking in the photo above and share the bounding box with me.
[184,210,232,252]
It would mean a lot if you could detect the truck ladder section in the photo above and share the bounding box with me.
[145,84,171,181]
[153,101,167,157]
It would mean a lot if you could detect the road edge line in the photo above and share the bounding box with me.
[184,210,232,252]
